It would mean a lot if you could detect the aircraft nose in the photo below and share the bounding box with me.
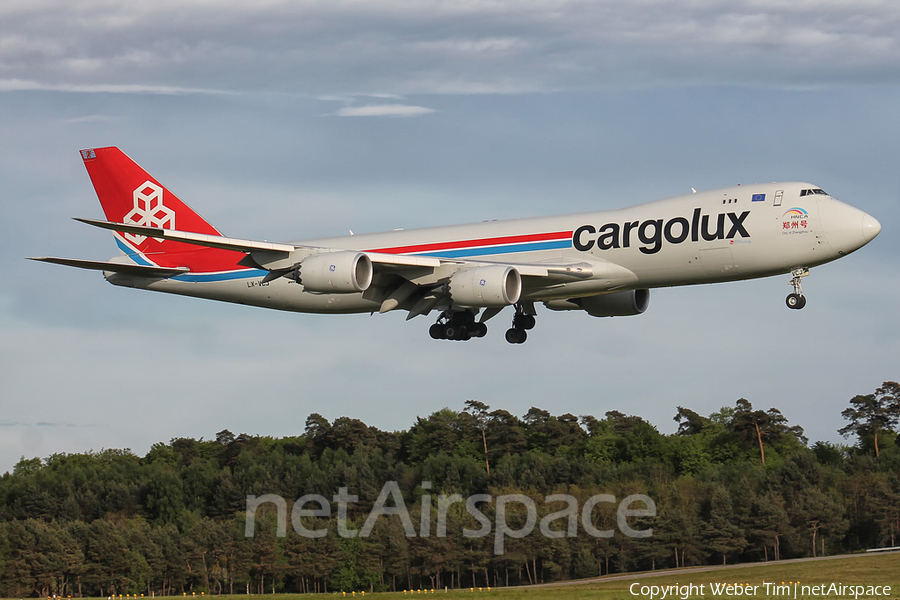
[862,213,881,243]
[818,198,880,255]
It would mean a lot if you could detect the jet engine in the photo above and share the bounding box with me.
[289,251,373,293]
[544,289,650,317]
[448,265,521,307]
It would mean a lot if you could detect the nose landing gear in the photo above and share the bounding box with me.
[786,268,809,310]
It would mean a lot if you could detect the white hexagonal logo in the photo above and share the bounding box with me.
[122,181,175,245]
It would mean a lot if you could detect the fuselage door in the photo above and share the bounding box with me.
[774,190,784,207]
[699,246,736,277]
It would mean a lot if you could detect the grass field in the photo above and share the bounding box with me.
[529,552,900,599]
[7,553,898,600]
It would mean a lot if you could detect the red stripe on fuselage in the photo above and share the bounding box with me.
[368,230,573,255]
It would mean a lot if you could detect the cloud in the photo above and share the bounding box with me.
[2,1,900,97]
[0,78,232,95]
[332,104,436,117]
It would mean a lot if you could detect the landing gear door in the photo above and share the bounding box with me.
[774,190,784,207]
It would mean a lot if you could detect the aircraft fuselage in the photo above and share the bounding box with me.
[108,181,878,315]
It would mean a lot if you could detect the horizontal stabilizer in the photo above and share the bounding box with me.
[28,257,189,278]
[75,218,297,254]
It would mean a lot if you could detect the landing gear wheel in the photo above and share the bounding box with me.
[786,268,810,310]
[430,310,479,341]
[786,293,806,310]
[507,303,536,343]
[505,328,527,344]
[515,314,536,330]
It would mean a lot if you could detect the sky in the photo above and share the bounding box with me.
[2,0,899,473]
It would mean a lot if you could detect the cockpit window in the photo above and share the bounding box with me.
[800,188,828,196]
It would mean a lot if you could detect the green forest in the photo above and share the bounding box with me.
[1,382,898,597]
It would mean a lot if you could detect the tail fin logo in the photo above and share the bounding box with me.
[122,181,175,245]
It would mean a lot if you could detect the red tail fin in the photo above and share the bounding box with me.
[82,146,221,237]
[80,147,242,272]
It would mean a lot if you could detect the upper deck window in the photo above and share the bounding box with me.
[800,188,828,197]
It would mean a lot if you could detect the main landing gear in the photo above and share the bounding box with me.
[429,310,488,341]
[786,268,809,310]
[428,303,538,343]
[505,304,536,344]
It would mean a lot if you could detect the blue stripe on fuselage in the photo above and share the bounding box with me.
[414,239,572,259]
[172,270,267,283]
[115,238,154,266]
[114,238,265,282]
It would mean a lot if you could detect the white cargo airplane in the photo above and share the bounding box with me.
[31,147,881,344]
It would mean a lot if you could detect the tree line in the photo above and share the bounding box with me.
[0,382,898,596]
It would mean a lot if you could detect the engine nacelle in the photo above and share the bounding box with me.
[291,251,373,293]
[544,289,650,317]
[448,265,521,307]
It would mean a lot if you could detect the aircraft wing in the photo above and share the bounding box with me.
[75,219,597,276]
[28,257,189,278]
[70,219,635,311]
[76,219,505,272]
